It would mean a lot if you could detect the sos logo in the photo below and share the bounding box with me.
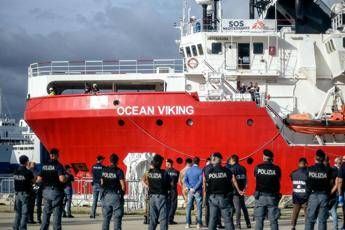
[228,20,244,28]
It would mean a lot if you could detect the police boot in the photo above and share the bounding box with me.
[143,216,148,224]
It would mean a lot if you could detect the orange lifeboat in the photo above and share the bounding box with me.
[284,106,345,135]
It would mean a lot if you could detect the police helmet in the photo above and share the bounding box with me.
[19,155,29,165]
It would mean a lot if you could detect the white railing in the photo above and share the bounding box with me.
[0,176,142,213]
[28,59,185,77]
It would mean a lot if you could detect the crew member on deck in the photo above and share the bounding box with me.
[37,148,66,230]
[305,150,332,230]
[290,158,308,230]
[147,154,170,230]
[101,153,126,230]
[13,155,34,230]
[254,149,281,230]
[165,159,180,225]
[90,155,105,219]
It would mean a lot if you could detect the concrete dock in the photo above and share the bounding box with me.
[0,208,338,229]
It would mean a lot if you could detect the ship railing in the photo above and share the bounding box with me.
[28,59,185,77]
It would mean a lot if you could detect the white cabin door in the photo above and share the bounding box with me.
[225,43,237,70]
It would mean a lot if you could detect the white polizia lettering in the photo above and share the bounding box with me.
[14,175,25,181]
[308,172,327,179]
[209,172,227,179]
[42,165,56,171]
[102,172,117,179]
[148,173,162,179]
[257,169,276,176]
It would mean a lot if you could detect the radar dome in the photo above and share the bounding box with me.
[195,0,213,5]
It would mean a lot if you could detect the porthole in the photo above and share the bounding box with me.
[186,119,194,126]
[113,100,120,106]
[156,119,163,126]
[176,158,183,164]
[118,119,125,126]
[247,157,254,165]
[247,119,254,126]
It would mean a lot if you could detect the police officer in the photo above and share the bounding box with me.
[165,159,180,225]
[13,155,34,230]
[147,154,170,230]
[205,152,242,230]
[290,158,308,230]
[101,153,126,230]
[90,155,105,219]
[37,148,66,230]
[305,150,333,230]
[228,154,251,229]
[254,149,281,230]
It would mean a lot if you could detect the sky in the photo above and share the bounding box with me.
[0,0,336,120]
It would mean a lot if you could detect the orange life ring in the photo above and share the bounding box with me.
[187,58,199,69]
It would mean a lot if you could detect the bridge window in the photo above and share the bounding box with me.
[191,45,198,56]
[253,43,264,54]
[197,44,204,55]
[211,42,222,54]
[330,39,336,52]
[186,47,192,57]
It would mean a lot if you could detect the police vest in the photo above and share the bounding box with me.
[255,162,281,194]
[14,166,33,193]
[147,168,169,195]
[40,160,64,190]
[101,166,123,192]
[307,163,331,193]
[92,163,104,184]
[166,168,179,189]
[230,164,247,191]
[290,168,308,202]
[205,165,233,195]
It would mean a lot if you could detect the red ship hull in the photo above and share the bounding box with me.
[24,92,345,194]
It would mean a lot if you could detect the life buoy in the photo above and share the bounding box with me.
[187,58,199,69]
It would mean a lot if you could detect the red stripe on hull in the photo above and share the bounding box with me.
[25,93,345,194]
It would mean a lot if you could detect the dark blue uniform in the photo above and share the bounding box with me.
[230,163,251,228]
[254,162,281,230]
[91,162,104,218]
[147,168,170,230]
[63,172,74,217]
[305,163,332,230]
[166,168,179,223]
[290,167,308,228]
[39,160,65,230]
[13,165,34,230]
[101,165,125,230]
[205,164,235,230]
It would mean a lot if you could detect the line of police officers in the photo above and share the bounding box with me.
[12,147,345,230]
